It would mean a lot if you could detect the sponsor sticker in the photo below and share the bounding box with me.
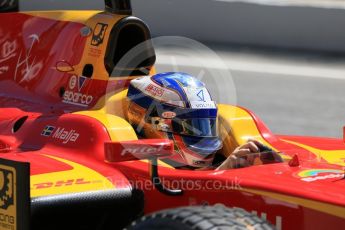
[42,126,80,144]
[78,76,87,92]
[69,75,77,90]
[0,159,30,230]
[0,165,15,229]
[190,101,216,109]
[145,83,164,97]
[88,47,102,58]
[80,26,92,37]
[0,158,30,230]
[69,75,77,89]
[185,87,212,103]
[121,145,165,157]
[91,23,108,46]
[197,89,205,101]
[63,76,92,107]
[1,40,16,62]
[298,169,344,182]
[14,34,43,84]
[32,178,91,190]
[162,111,176,119]
[63,91,93,107]
[41,126,55,137]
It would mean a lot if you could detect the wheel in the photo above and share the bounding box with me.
[127,205,274,230]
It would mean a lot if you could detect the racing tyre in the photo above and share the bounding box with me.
[127,205,274,230]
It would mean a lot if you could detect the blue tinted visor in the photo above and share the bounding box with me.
[182,135,223,156]
[171,118,218,137]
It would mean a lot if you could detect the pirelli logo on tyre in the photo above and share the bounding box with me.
[0,159,30,230]
[0,165,16,230]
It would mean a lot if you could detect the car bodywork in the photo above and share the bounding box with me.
[0,1,344,229]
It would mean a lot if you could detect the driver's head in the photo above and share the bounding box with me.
[126,72,222,168]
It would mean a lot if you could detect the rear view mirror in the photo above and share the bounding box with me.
[105,138,183,196]
[105,139,174,163]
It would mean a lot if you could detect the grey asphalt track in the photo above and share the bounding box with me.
[232,70,345,138]
[156,48,345,139]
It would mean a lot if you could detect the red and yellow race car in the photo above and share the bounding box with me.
[0,1,344,230]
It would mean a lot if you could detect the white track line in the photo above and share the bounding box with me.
[157,54,345,80]
[214,0,345,9]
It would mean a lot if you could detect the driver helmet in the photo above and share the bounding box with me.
[126,72,222,168]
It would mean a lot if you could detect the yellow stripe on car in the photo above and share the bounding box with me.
[23,11,102,23]
[282,140,345,166]
[218,104,290,161]
[75,110,138,142]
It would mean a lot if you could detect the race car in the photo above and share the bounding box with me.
[0,0,344,229]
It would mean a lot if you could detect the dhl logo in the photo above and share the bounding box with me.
[32,178,92,190]
[31,155,116,197]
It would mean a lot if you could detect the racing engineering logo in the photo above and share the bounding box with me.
[91,23,108,46]
[41,126,80,144]
[298,169,344,182]
[0,165,16,229]
[0,169,14,210]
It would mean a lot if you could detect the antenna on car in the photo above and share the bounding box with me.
[105,0,132,15]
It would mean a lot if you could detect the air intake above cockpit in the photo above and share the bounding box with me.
[105,0,132,15]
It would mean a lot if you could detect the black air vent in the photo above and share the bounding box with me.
[13,116,28,133]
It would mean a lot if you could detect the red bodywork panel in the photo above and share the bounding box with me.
[0,11,344,230]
